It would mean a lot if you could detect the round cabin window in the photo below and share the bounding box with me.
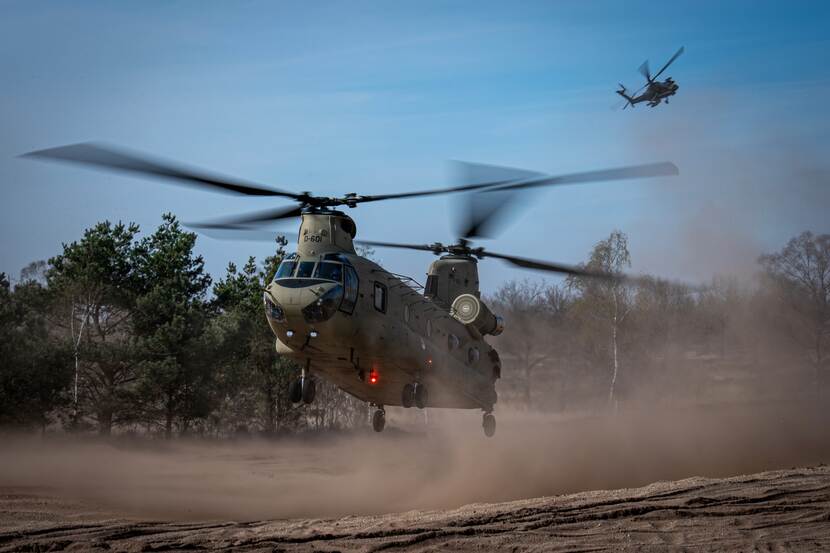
[467,347,480,364]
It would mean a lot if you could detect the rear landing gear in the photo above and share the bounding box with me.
[414,383,428,409]
[372,407,386,432]
[402,382,428,409]
[402,383,415,408]
[482,412,496,437]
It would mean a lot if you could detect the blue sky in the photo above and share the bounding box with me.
[2,0,829,291]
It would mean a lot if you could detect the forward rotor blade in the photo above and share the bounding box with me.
[485,161,679,193]
[638,59,651,81]
[186,205,303,230]
[355,240,445,254]
[351,177,518,204]
[187,226,290,242]
[481,251,619,280]
[652,46,684,80]
[21,142,302,199]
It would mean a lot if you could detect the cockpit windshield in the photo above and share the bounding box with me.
[274,261,296,280]
[314,262,343,283]
[273,258,347,284]
[295,261,316,278]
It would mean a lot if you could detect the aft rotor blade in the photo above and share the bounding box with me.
[481,250,619,280]
[638,59,651,81]
[21,142,302,199]
[485,161,679,193]
[651,46,685,80]
[453,161,545,240]
[187,205,304,230]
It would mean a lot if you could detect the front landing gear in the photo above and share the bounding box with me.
[482,412,496,437]
[289,377,316,404]
[289,362,316,405]
[301,377,316,404]
[372,406,386,432]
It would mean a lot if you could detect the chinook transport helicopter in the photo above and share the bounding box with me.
[617,47,684,108]
[22,143,678,436]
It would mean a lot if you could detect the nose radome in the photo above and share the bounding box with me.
[267,281,343,325]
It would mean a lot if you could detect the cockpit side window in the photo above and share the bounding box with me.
[274,261,297,280]
[314,262,343,283]
[425,275,438,297]
[341,266,358,314]
[296,261,316,278]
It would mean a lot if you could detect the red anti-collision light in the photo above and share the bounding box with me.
[368,369,379,385]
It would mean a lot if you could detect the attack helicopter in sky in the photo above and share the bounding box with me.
[23,143,678,436]
[617,47,685,108]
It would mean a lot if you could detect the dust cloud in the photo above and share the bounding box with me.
[624,95,830,282]
[1,402,827,522]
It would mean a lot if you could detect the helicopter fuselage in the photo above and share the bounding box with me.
[263,211,499,411]
[619,78,680,108]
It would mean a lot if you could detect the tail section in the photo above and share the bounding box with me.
[616,84,634,109]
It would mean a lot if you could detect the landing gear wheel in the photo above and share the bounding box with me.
[402,383,415,408]
[301,377,316,404]
[372,409,386,432]
[482,413,496,437]
[414,383,428,409]
[288,379,302,404]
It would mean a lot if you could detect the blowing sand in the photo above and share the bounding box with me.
[1,402,828,551]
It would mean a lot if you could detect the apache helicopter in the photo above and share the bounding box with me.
[617,47,685,108]
[22,143,678,436]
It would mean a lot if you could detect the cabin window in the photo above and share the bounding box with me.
[274,261,296,280]
[426,319,432,337]
[341,266,358,314]
[373,282,387,313]
[296,261,316,278]
[467,347,480,364]
[403,304,410,322]
[314,262,343,283]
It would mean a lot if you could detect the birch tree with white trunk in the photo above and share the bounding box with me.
[568,230,632,412]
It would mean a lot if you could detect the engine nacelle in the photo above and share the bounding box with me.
[450,294,504,336]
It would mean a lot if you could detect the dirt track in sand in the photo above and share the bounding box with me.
[1,466,829,552]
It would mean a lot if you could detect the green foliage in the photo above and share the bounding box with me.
[45,220,142,434]
[0,275,72,429]
[130,214,214,437]
[210,239,301,436]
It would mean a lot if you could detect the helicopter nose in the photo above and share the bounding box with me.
[265,281,343,326]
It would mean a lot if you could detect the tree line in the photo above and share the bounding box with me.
[488,230,830,412]
[1,215,828,436]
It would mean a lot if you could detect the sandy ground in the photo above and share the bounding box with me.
[1,403,829,551]
[1,466,829,552]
